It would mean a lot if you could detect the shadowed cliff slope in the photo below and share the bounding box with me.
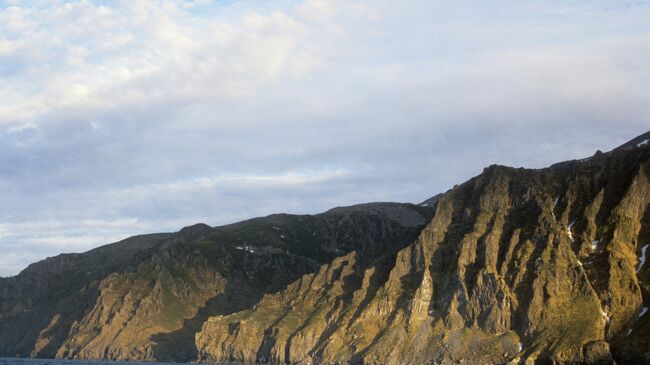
[0,203,432,362]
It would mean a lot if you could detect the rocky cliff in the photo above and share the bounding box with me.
[1,132,650,364]
[195,132,650,364]
[0,203,432,362]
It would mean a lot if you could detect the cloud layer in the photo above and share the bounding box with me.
[1,0,649,276]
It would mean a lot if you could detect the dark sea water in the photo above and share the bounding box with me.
[0,359,230,365]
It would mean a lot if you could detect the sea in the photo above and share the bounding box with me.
[0,360,231,365]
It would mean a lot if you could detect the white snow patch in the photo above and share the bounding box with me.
[626,328,633,336]
[421,203,429,207]
[592,240,599,251]
[551,197,559,220]
[567,220,576,242]
[637,244,649,273]
[272,226,281,231]
[600,308,610,323]
[280,234,286,239]
[637,139,649,147]
[517,343,523,353]
[235,245,256,253]
[640,307,648,318]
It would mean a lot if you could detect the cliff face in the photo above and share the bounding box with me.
[2,132,650,364]
[196,134,650,364]
[0,203,432,362]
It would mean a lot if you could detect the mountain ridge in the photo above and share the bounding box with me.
[1,201,433,361]
[195,133,650,364]
[1,130,649,364]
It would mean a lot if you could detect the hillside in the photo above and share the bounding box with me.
[195,132,650,364]
[0,203,433,362]
[1,131,650,364]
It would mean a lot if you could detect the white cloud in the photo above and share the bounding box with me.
[0,218,147,276]
[0,0,345,126]
[1,0,650,276]
[100,169,352,206]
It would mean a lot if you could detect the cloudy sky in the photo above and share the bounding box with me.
[1,0,649,276]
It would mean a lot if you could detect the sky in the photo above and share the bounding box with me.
[1,0,649,276]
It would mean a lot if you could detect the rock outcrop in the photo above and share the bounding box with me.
[195,132,650,364]
[2,131,650,364]
[0,203,432,362]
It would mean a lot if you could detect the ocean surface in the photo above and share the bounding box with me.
[0,360,228,365]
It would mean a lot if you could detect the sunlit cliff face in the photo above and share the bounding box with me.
[1,133,650,364]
